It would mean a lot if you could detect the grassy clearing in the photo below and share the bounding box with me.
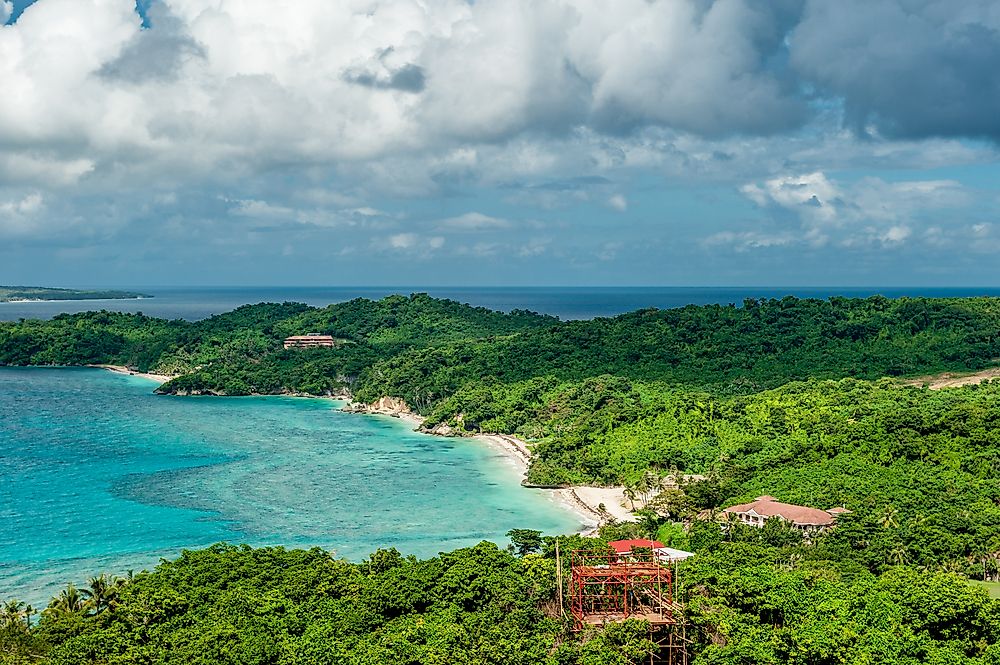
[970,580,1000,599]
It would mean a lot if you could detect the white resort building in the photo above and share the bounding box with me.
[283,333,336,349]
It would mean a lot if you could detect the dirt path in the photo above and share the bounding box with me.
[903,367,1000,389]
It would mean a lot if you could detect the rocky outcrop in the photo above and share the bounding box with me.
[343,396,415,417]
[423,421,456,436]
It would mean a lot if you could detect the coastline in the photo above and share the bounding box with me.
[86,365,629,533]
[343,399,633,533]
[90,364,176,385]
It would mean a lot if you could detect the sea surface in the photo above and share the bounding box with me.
[2,286,1000,321]
[0,367,583,607]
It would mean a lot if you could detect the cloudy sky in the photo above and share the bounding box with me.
[2,0,999,286]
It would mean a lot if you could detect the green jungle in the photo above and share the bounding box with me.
[2,294,1000,664]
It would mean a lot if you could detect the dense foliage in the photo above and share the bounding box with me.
[3,535,999,665]
[354,296,1000,403]
[426,377,1000,572]
[5,294,1000,662]
[4,295,999,399]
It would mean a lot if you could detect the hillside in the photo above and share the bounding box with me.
[2,540,997,665]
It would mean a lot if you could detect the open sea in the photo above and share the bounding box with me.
[0,368,582,607]
[3,285,1000,321]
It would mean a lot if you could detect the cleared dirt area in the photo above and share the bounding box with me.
[903,367,1000,389]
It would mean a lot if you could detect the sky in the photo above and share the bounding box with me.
[1,0,999,287]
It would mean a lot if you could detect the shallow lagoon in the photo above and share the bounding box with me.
[0,367,582,606]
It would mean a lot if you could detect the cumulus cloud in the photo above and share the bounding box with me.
[790,0,1000,141]
[607,194,627,212]
[731,172,982,250]
[0,1,12,24]
[0,193,45,236]
[1,0,999,282]
[380,232,445,254]
[2,0,997,191]
[434,212,511,231]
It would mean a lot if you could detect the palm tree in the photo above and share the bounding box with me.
[46,583,85,617]
[81,574,119,616]
[878,506,900,529]
[1,599,34,630]
[889,542,908,566]
[623,486,638,511]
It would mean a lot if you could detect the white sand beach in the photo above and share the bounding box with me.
[342,399,633,532]
[91,364,176,385]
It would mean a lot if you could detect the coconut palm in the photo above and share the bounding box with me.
[878,506,900,529]
[623,486,638,511]
[81,574,119,615]
[889,542,908,566]
[46,583,86,617]
[1,599,34,630]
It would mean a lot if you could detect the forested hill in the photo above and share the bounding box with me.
[1,295,998,400]
[354,295,1000,404]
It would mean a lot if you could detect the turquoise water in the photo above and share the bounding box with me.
[0,367,583,607]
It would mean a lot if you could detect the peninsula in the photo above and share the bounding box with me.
[0,285,150,302]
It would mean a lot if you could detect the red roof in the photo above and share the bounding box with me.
[723,496,835,526]
[608,539,665,554]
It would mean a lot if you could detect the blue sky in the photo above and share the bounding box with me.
[1,0,999,286]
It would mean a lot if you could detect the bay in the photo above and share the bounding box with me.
[0,367,582,607]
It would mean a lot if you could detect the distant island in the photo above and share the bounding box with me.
[0,286,150,302]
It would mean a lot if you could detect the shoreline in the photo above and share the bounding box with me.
[343,399,633,532]
[0,296,150,304]
[86,365,629,533]
[90,364,176,385]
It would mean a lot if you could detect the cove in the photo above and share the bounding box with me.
[0,367,583,606]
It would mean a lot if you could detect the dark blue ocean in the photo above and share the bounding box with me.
[2,286,999,321]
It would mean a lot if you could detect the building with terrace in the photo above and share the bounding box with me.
[283,333,336,349]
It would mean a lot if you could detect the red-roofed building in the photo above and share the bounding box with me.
[609,539,665,555]
[608,539,695,563]
[723,496,848,534]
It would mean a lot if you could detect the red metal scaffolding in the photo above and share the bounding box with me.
[569,546,689,665]
[570,547,680,628]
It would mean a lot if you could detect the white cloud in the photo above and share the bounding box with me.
[1,0,999,282]
[0,1,12,24]
[518,238,551,257]
[388,233,417,249]
[380,232,444,253]
[730,172,983,251]
[703,230,795,252]
[880,225,911,244]
[607,194,627,212]
[434,212,511,231]
[227,197,387,228]
[0,193,45,236]
[740,172,840,224]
